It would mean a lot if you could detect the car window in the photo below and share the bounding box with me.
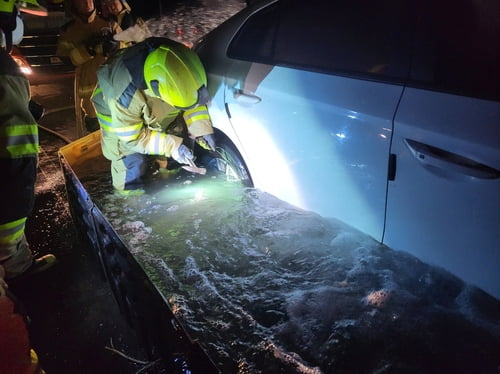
[227,3,279,62]
[228,0,414,82]
[410,0,500,102]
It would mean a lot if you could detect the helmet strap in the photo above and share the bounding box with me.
[150,79,161,97]
[198,85,210,106]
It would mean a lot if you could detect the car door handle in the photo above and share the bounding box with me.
[405,139,500,179]
[232,89,261,104]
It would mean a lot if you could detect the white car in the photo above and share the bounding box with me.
[194,0,500,298]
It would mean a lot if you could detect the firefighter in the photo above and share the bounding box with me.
[56,0,122,137]
[1,3,53,372]
[98,0,135,30]
[0,0,56,287]
[92,37,216,193]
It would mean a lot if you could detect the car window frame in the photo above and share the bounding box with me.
[227,0,415,86]
[407,0,500,102]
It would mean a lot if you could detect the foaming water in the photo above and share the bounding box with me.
[78,162,500,374]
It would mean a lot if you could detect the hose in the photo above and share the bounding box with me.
[37,123,73,145]
[36,105,75,145]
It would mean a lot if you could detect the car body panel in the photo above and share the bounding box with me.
[387,90,500,297]
[223,62,401,240]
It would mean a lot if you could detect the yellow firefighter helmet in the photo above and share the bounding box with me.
[144,41,208,110]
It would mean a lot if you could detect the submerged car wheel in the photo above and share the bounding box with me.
[197,130,253,187]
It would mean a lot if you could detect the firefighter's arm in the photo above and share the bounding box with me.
[85,33,120,58]
[183,105,216,151]
[56,37,94,67]
[57,26,120,66]
[109,100,193,163]
[56,22,94,67]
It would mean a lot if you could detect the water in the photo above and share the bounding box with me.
[78,159,500,374]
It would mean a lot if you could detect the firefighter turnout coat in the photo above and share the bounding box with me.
[92,38,213,191]
[0,49,38,278]
[56,8,121,119]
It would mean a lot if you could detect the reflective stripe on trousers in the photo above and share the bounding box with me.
[0,218,33,279]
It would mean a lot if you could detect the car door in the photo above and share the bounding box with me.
[385,0,500,298]
[222,0,414,241]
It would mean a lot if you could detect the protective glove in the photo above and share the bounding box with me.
[171,144,194,165]
[196,134,216,151]
[84,34,103,56]
[102,37,120,57]
[85,32,119,57]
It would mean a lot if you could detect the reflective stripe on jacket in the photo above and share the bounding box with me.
[183,105,213,137]
[0,52,39,160]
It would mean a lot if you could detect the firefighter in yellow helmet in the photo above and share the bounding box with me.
[92,37,215,193]
[56,0,122,137]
